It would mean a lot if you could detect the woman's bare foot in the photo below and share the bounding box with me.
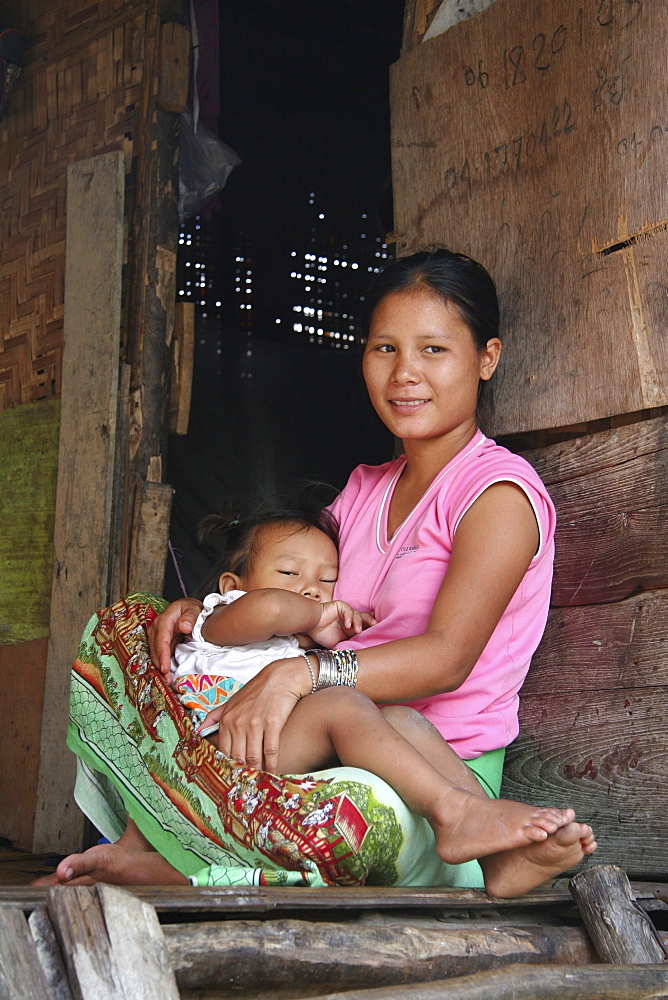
[30,843,188,887]
[481,822,597,898]
[430,790,575,865]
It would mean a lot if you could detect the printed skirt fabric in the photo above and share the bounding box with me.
[68,593,485,888]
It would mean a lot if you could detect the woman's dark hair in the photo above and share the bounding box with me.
[358,247,500,352]
[196,507,339,599]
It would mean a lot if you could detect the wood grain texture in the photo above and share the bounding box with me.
[0,0,147,412]
[0,638,47,847]
[502,416,668,876]
[390,0,668,432]
[0,882,583,914]
[32,151,125,855]
[170,300,194,435]
[128,480,173,594]
[310,963,668,1000]
[46,886,125,1000]
[164,918,596,993]
[0,906,55,1000]
[157,22,190,113]
[28,906,73,1000]
[530,416,668,606]
[570,864,667,964]
[97,885,179,1000]
[504,599,668,874]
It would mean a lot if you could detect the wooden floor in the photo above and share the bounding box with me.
[1,867,668,998]
[0,846,57,885]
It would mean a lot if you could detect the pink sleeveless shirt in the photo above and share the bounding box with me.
[329,430,556,759]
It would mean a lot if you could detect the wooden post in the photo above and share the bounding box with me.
[570,864,667,964]
[0,907,55,1000]
[118,0,185,598]
[32,151,125,854]
[46,885,179,1000]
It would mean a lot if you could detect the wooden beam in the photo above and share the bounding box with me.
[32,151,125,854]
[303,963,668,1000]
[164,919,596,994]
[570,864,667,963]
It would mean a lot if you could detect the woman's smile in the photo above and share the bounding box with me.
[362,287,500,447]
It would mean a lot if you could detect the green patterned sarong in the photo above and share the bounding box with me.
[68,593,502,888]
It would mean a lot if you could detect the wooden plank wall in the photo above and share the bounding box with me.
[0,0,170,849]
[391,0,668,436]
[502,414,668,876]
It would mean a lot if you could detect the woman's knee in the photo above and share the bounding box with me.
[313,686,373,709]
[380,704,434,736]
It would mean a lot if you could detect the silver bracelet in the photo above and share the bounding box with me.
[308,648,358,690]
[296,649,317,693]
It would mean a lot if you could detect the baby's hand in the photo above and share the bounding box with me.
[308,601,376,648]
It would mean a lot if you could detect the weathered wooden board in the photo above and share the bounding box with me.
[157,22,190,113]
[0,906,55,1000]
[32,151,125,854]
[164,919,596,994]
[128,479,173,594]
[169,300,194,435]
[570,864,667,964]
[96,885,179,1000]
[0,882,579,914]
[46,885,179,1000]
[0,637,47,847]
[504,679,668,874]
[501,415,668,877]
[28,906,73,1000]
[0,399,60,643]
[527,591,668,692]
[390,0,668,433]
[526,415,668,607]
[310,963,668,1000]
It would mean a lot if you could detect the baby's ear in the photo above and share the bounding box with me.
[219,571,241,593]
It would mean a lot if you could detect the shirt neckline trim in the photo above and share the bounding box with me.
[375,431,487,555]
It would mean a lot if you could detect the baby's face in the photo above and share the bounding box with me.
[238,524,338,602]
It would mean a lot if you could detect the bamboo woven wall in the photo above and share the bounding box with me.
[0,0,148,411]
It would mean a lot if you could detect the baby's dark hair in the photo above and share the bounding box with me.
[196,507,339,599]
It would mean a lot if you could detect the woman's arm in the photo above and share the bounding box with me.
[349,481,539,701]
[203,482,539,770]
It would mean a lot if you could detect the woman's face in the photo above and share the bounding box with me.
[362,288,500,445]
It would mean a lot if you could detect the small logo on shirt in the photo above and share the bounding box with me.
[396,544,419,560]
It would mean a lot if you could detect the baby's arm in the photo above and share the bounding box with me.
[201,590,324,647]
[202,591,375,650]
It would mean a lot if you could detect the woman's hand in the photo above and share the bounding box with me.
[199,656,310,773]
[148,597,203,684]
[308,601,377,649]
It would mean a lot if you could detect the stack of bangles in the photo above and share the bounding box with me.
[297,648,359,694]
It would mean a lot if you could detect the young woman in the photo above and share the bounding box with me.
[42,250,596,895]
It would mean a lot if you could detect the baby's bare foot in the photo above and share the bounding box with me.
[30,843,188,887]
[481,822,597,898]
[430,791,575,865]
